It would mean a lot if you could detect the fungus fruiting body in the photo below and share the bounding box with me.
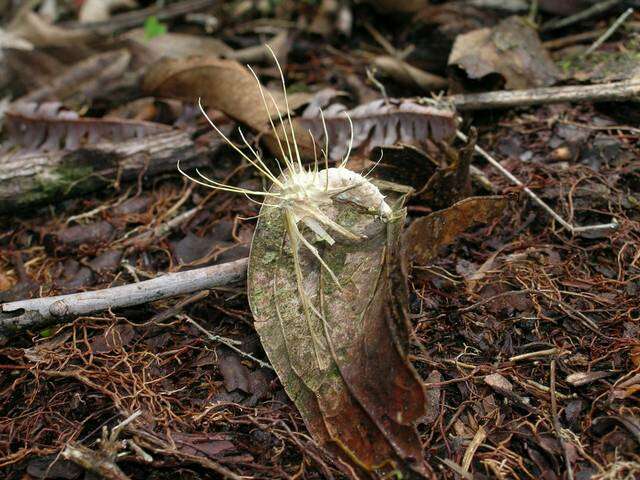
[178,47,393,364]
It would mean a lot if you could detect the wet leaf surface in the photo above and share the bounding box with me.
[248,183,428,477]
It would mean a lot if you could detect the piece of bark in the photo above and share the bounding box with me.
[0,130,203,213]
[450,80,640,111]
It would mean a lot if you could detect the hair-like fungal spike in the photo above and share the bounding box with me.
[179,49,393,293]
[339,111,354,169]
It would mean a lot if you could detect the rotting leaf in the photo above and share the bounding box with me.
[218,348,251,393]
[169,431,236,459]
[299,97,457,161]
[369,143,439,189]
[420,127,476,210]
[402,195,508,267]
[4,102,171,152]
[124,28,233,60]
[89,324,135,354]
[7,10,97,48]
[26,455,83,480]
[484,372,513,392]
[448,16,561,91]
[141,55,316,159]
[142,56,276,132]
[248,182,428,477]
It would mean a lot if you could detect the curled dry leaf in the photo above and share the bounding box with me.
[402,195,509,267]
[448,16,561,91]
[142,56,274,132]
[124,29,233,60]
[248,183,428,476]
[4,102,170,151]
[141,55,315,158]
[7,10,97,48]
[368,143,439,189]
[419,127,476,210]
[227,30,290,65]
[299,98,457,161]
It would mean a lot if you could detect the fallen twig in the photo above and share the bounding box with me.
[0,258,248,338]
[509,348,559,363]
[457,130,618,235]
[62,411,144,480]
[182,313,274,370]
[541,0,623,32]
[450,81,640,111]
[550,360,575,480]
[583,7,634,56]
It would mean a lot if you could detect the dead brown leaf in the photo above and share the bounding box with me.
[369,143,439,188]
[372,55,448,91]
[484,373,513,392]
[124,29,233,60]
[402,196,508,267]
[420,127,476,210]
[448,16,561,91]
[4,102,170,151]
[20,49,132,106]
[89,324,135,354]
[363,0,428,13]
[299,98,457,161]
[8,10,97,48]
[141,56,271,132]
[248,185,429,477]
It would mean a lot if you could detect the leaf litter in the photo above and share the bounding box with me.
[1,2,640,480]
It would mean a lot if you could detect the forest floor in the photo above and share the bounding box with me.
[1,1,639,479]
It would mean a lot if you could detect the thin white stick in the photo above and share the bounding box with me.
[584,8,634,56]
[456,130,618,235]
[0,258,248,334]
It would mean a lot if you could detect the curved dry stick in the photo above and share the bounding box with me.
[0,258,248,339]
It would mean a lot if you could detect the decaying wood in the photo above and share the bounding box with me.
[62,444,131,480]
[0,130,203,212]
[450,80,640,111]
[0,257,248,339]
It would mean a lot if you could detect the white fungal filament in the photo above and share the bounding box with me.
[178,46,394,368]
[177,46,392,288]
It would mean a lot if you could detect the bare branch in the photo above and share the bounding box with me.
[0,258,248,339]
